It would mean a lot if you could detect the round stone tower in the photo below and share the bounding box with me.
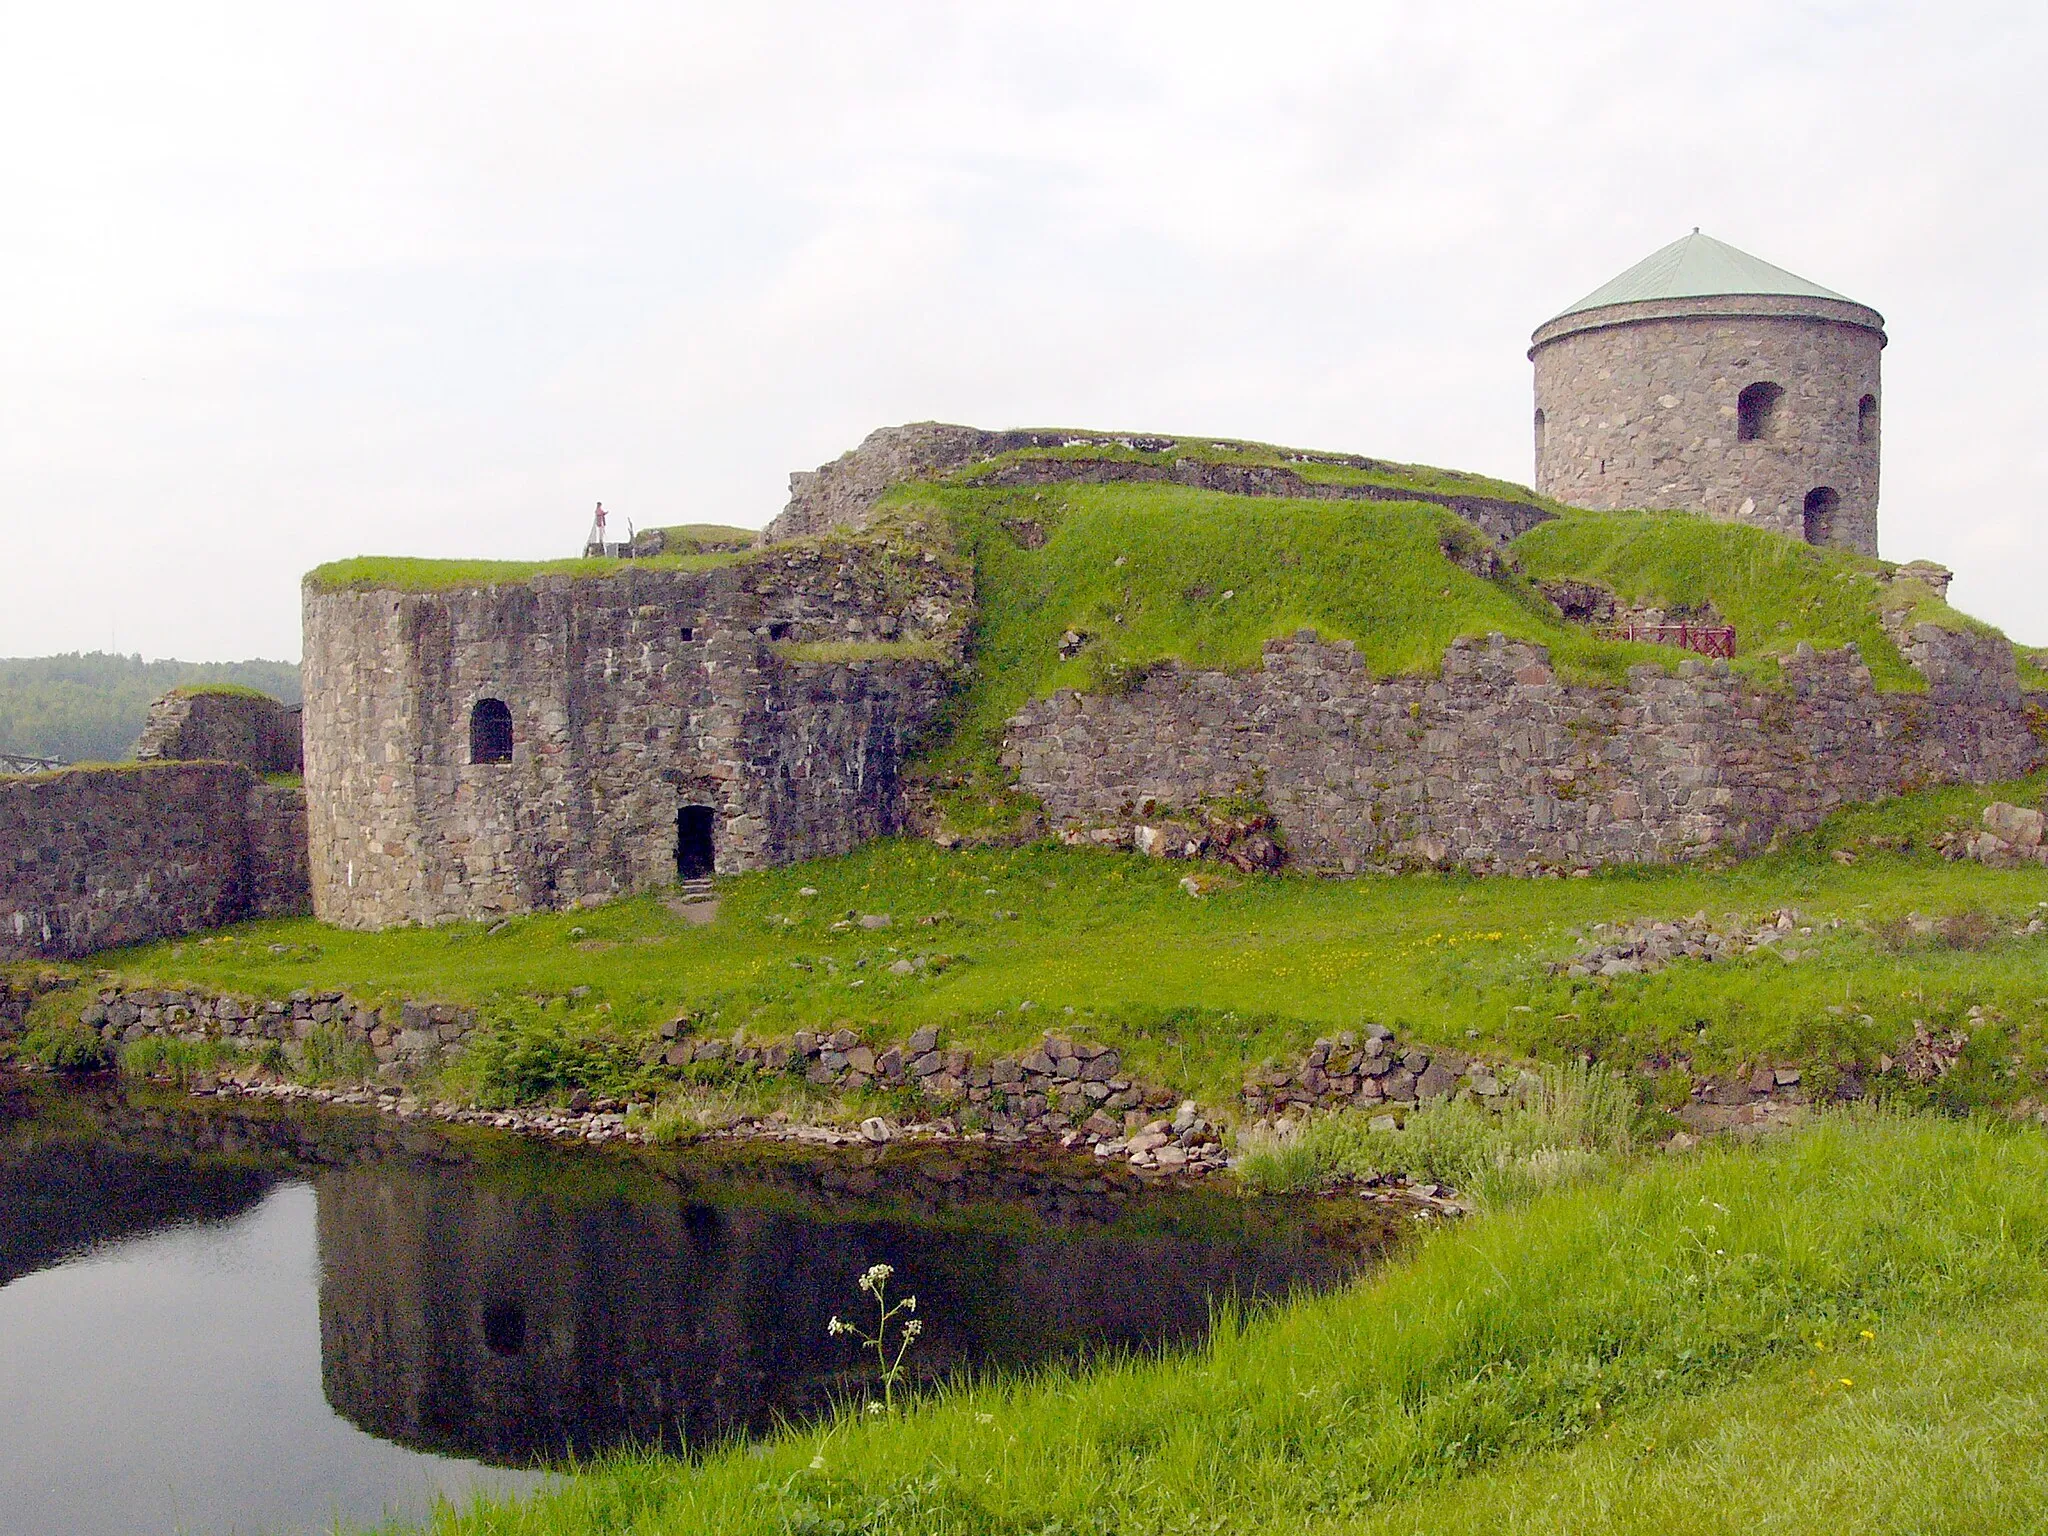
[1530,231,1885,555]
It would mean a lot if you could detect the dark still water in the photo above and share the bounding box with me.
[0,1076,1395,1535]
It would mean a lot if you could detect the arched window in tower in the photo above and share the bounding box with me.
[1736,381,1785,442]
[1857,394,1878,444]
[1533,408,1546,457]
[469,699,514,765]
[1803,487,1840,546]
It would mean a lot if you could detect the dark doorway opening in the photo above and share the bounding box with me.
[1803,486,1840,546]
[482,1300,526,1357]
[676,805,716,879]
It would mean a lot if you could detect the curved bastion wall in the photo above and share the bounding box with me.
[1531,295,1885,556]
[302,537,967,929]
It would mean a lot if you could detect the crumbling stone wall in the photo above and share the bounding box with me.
[1531,294,1884,556]
[1002,631,2044,875]
[0,763,311,961]
[134,688,303,774]
[767,423,1553,544]
[303,532,969,929]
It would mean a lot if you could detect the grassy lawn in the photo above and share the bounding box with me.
[371,1112,2048,1535]
[47,772,2048,1114]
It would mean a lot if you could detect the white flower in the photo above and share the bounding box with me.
[866,1400,886,1415]
[902,1295,916,1312]
[903,1319,924,1339]
[809,1454,826,1471]
[827,1316,845,1336]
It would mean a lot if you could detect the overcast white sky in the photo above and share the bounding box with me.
[3,1,2042,661]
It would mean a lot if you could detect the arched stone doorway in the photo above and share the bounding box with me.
[1803,486,1840,546]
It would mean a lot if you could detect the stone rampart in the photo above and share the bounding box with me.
[303,531,969,928]
[1002,631,2045,874]
[134,688,303,774]
[0,763,312,961]
[766,422,1552,544]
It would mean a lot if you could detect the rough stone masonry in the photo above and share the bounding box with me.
[0,762,307,962]
[302,523,969,928]
[1002,630,2045,874]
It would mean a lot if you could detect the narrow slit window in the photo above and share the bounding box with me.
[469,699,514,764]
[1857,393,1878,444]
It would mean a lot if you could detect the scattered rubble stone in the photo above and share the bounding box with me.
[1548,909,1835,977]
[1945,801,2048,868]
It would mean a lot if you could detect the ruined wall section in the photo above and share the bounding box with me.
[1532,295,1884,556]
[1002,632,2043,874]
[767,422,1554,545]
[303,536,969,929]
[134,688,304,774]
[0,762,311,961]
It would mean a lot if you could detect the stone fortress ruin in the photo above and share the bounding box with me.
[1,230,2041,957]
[1532,230,1885,556]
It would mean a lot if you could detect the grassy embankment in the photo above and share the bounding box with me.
[891,450,2045,829]
[370,1112,2048,1535]
[21,770,2046,1121]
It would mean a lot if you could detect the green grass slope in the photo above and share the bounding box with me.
[895,448,2040,817]
[904,482,1674,804]
[59,772,2048,1114]
[379,1113,2048,1536]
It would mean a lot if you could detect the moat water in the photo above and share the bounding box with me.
[0,1075,1397,1535]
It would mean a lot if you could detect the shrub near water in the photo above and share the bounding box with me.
[401,1113,2048,1536]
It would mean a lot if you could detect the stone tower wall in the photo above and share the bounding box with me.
[302,537,967,929]
[1531,294,1884,556]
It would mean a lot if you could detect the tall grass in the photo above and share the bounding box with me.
[392,1113,2048,1536]
[1238,1059,1639,1203]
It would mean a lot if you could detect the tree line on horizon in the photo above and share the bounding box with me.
[0,653,302,765]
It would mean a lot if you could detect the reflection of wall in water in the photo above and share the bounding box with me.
[315,1157,1363,1462]
[0,1082,282,1286]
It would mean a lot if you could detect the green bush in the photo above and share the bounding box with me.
[456,1008,647,1107]
[8,1022,113,1072]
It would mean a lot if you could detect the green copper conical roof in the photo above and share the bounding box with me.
[1553,230,1852,319]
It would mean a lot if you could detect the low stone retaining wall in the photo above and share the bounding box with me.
[1244,1026,1527,1120]
[69,984,1229,1172]
[79,985,473,1063]
[0,764,312,962]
